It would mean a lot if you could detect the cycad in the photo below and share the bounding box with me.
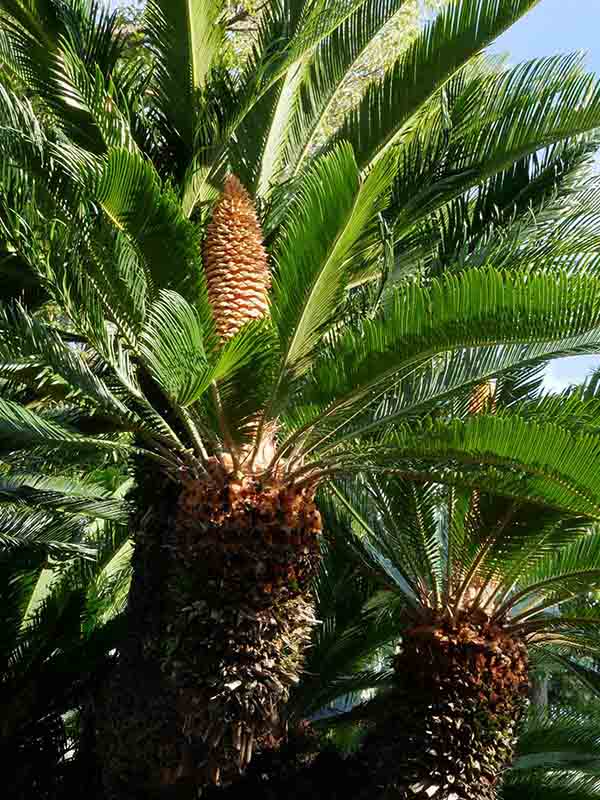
[3,0,600,796]
[320,461,600,800]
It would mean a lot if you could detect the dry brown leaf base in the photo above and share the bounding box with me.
[357,612,529,800]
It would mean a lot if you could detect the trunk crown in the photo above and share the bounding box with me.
[203,175,270,340]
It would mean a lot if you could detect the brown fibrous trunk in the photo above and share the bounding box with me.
[356,610,529,800]
[94,459,322,798]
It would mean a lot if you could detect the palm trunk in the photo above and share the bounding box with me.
[355,613,530,800]
[94,459,322,798]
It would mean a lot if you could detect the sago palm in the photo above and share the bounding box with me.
[319,458,600,800]
[3,0,600,796]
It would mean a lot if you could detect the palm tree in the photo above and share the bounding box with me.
[3,0,600,796]
[317,453,600,800]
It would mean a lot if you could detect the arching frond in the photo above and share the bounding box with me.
[335,0,543,168]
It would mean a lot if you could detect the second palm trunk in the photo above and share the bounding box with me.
[358,610,529,800]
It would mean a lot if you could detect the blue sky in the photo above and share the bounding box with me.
[495,0,600,72]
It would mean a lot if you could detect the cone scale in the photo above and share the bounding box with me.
[203,175,270,340]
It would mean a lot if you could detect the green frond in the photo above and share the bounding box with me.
[329,476,441,604]
[290,269,600,453]
[41,222,149,354]
[0,505,93,557]
[144,0,226,161]
[0,397,136,457]
[271,142,397,381]
[542,657,600,705]
[0,473,128,522]
[84,534,132,624]
[309,409,600,522]
[385,413,600,518]
[514,706,600,772]
[0,302,133,419]
[401,136,600,277]
[0,526,128,782]
[97,148,203,303]
[503,528,600,617]
[0,0,124,75]
[185,0,406,204]
[387,53,600,230]
[335,0,542,169]
[504,705,600,799]
[140,290,275,422]
[255,60,309,197]
[251,0,411,191]
[503,773,600,800]
[456,507,586,610]
[291,336,600,460]
[0,0,125,151]
[47,42,137,152]
[215,319,281,443]
[285,0,411,178]
[139,289,211,407]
